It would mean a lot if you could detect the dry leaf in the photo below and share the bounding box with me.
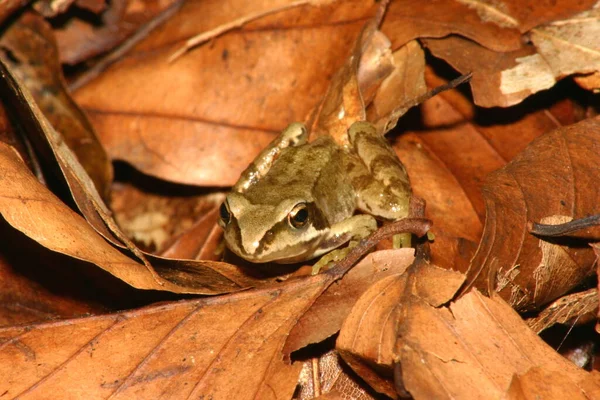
[425,5,600,107]
[0,0,29,25]
[424,36,547,107]
[74,0,377,186]
[0,141,257,294]
[397,290,600,399]
[307,2,394,142]
[527,288,598,333]
[451,0,596,33]
[285,248,415,355]
[110,181,224,257]
[295,349,379,400]
[463,116,600,311]
[0,218,431,398]
[393,66,576,272]
[382,0,522,52]
[530,8,600,88]
[0,220,105,326]
[336,262,465,398]
[0,274,329,399]
[367,41,427,134]
[504,367,600,400]
[0,11,113,200]
[55,0,181,65]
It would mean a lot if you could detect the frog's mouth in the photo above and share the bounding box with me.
[223,221,326,264]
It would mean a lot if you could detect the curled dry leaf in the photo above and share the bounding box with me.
[366,40,426,133]
[308,1,393,142]
[0,141,256,294]
[336,262,465,398]
[527,288,598,334]
[425,5,600,107]
[462,116,600,311]
[396,290,600,399]
[424,36,547,108]
[295,349,378,400]
[0,54,277,294]
[0,11,113,200]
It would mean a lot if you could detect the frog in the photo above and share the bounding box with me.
[218,121,411,264]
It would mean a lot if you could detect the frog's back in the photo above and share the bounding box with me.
[244,136,343,206]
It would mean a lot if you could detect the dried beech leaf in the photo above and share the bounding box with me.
[367,40,427,134]
[308,3,390,142]
[530,8,600,86]
[296,350,378,400]
[34,0,77,17]
[0,11,113,200]
[158,206,223,260]
[424,36,549,108]
[504,367,600,400]
[309,7,430,141]
[452,0,596,33]
[285,248,415,355]
[74,0,377,186]
[0,273,338,399]
[55,0,181,65]
[463,117,600,311]
[0,52,141,256]
[0,60,277,293]
[393,66,574,272]
[0,220,105,327]
[0,221,428,399]
[0,0,29,25]
[110,181,224,258]
[426,6,600,107]
[0,142,250,294]
[382,0,523,52]
[396,291,600,399]
[336,263,464,398]
[527,288,598,333]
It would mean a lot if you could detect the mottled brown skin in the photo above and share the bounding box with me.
[219,121,411,264]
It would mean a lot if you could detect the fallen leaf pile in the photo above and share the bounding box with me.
[1,0,600,398]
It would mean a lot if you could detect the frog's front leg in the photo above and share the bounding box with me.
[347,121,411,220]
[312,214,377,274]
[233,123,308,193]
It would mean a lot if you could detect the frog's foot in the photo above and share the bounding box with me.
[392,232,412,249]
[346,121,411,221]
[311,214,377,274]
[311,241,359,275]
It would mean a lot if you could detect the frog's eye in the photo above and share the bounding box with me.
[219,201,231,227]
[288,203,309,229]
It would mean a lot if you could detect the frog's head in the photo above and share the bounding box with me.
[218,192,329,264]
